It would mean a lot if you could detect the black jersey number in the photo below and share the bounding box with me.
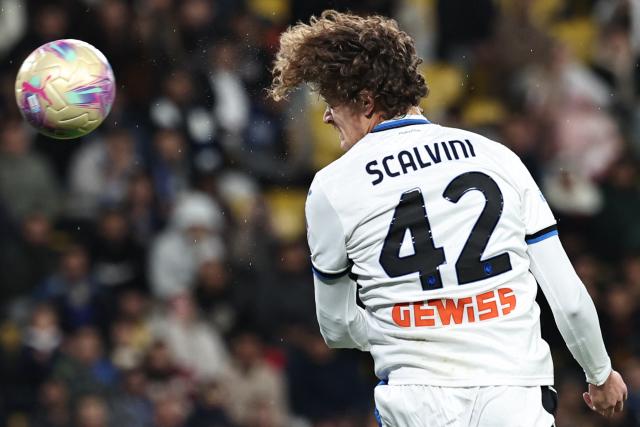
[379,172,512,290]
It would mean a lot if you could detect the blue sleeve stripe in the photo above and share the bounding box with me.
[526,228,559,244]
[311,264,351,280]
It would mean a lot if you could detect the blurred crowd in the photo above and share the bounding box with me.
[0,0,640,426]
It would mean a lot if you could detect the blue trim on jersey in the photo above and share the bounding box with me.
[374,379,388,427]
[371,118,430,133]
[311,264,351,280]
[526,229,559,245]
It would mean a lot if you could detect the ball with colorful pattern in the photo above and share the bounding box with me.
[14,39,116,139]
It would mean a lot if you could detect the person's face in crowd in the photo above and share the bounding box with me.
[199,381,226,408]
[197,259,227,292]
[278,241,309,275]
[61,246,90,282]
[27,305,61,354]
[36,5,68,40]
[75,395,108,427]
[22,213,51,246]
[169,294,196,322]
[211,42,239,71]
[1,121,30,156]
[165,70,194,105]
[232,333,262,369]
[99,210,129,243]
[106,131,135,173]
[179,0,214,30]
[31,304,59,332]
[74,328,103,365]
[606,286,636,323]
[99,0,130,33]
[39,380,69,409]
[118,290,147,321]
[128,174,154,208]
[154,397,188,427]
[111,319,134,347]
[147,341,173,372]
[123,369,147,395]
[155,130,186,163]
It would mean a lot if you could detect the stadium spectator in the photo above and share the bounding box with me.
[52,327,118,400]
[90,206,147,293]
[0,212,57,304]
[36,244,108,333]
[67,128,140,220]
[148,191,225,299]
[0,118,60,223]
[222,330,289,426]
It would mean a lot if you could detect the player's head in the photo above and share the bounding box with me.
[269,10,427,150]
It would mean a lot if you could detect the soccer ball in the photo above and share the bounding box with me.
[15,39,116,139]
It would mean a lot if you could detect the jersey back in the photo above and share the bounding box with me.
[306,116,558,386]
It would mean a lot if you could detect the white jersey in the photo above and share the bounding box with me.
[306,114,558,386]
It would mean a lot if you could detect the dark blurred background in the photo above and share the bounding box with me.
[0,0,639,426]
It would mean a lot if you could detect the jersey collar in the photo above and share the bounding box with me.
[371,114,431,133]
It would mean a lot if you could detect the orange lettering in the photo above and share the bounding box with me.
[413,302,435,326]
[466,305,475,322]
[476,291,499,321]
[498,288,516,315]
[392,303,412,327]
[428,297,471,325]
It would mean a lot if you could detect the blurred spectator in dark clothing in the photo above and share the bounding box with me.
[177,0,219,58]
[151,129,191,211]
[256,240,317,341]
[52,327,117,401]
[110,368,154,427]
[595,157,640,258]
[187,381,236,427]
[149,67,216,151]
[90,207,147,294]
[599,284,640,359]
[37,245,107,333]
[287,332,371,424]
[625,356,640,426]
[143,340,193,403]
[109,293,153,371]
[30,379,71,427]
[15,304,62,410]
[87,0,138,81]
[67,128,140,221]
[126,171,164,246]
[222,330,288,427]
[0,118,60,223]
[437,0,496,60]
[194,259,240,335]
[0,213,57,305]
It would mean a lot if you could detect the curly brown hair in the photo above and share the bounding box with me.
[269,10,428,119]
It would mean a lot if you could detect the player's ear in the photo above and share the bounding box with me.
[360,91,376,118]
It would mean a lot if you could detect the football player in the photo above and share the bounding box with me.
[269,10,627,426]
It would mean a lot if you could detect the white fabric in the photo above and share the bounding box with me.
[528,235,612,385]
[306,116,565,386]
[374,384,554,427]
[313,273,370,351]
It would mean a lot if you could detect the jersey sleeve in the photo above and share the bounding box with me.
[529,234,612,385]
[305,179,351,279]
[511,156,557,244]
